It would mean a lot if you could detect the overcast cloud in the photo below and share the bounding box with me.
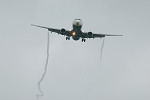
[0,0,150,100]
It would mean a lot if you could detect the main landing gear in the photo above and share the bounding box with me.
[82,38,86,42]
[66,37,70,40]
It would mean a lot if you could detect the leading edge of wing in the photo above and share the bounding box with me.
[93,33,123,38]
[31,24,49,29]
[31,24,62,34]
[100,34,123,36]
[31,24,72,36]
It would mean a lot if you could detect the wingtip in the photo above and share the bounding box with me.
[31,24,38,27]
[31,24,35,26]
[117,35,123,36]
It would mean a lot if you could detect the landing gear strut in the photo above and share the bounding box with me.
[82,38,86,42]
[66,37,70,40]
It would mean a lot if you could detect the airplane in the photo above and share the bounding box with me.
[31,19,122,42]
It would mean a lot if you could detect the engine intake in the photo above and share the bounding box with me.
[87,32,93,38]
[60,28,66,34]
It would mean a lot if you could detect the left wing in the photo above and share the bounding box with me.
[93,33,123,37]
[83,32,123,38]
[31,24,72,36]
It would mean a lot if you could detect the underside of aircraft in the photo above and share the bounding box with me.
[32,19,122,42]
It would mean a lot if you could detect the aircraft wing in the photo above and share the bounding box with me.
[31,24,71,36]
[93,33,123,37]
[83,32,123,38]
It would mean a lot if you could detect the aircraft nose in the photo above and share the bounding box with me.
[76,22,80,26]
[73,19,83,26]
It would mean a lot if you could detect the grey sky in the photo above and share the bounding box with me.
[0,0,150,100]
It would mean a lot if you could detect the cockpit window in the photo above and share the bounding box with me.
[73,19,83,26]
[75,19,81,20]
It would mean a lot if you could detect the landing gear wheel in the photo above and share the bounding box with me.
[66,37,70,40]
[82,38,86,42]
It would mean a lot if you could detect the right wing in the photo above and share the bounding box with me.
[31,24,72,36]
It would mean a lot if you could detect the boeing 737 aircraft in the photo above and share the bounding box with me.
[31,19,122,42]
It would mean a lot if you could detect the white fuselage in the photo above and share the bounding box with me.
[71,19,84,40]
[72,19,83,30]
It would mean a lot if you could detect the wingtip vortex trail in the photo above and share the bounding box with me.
[99,38,105,67]
[36,31,50,100]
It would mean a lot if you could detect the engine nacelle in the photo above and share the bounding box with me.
[60,28,66,34]
[87,32,93,38]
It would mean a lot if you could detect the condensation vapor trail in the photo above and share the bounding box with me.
[99,38,105,66]
[36,31,50,100]
[94,38,105,95]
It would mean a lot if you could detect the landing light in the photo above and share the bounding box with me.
[72,32,76,36]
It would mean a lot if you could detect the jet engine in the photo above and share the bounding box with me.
[60,28,66,35]
[87,32,93,38]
